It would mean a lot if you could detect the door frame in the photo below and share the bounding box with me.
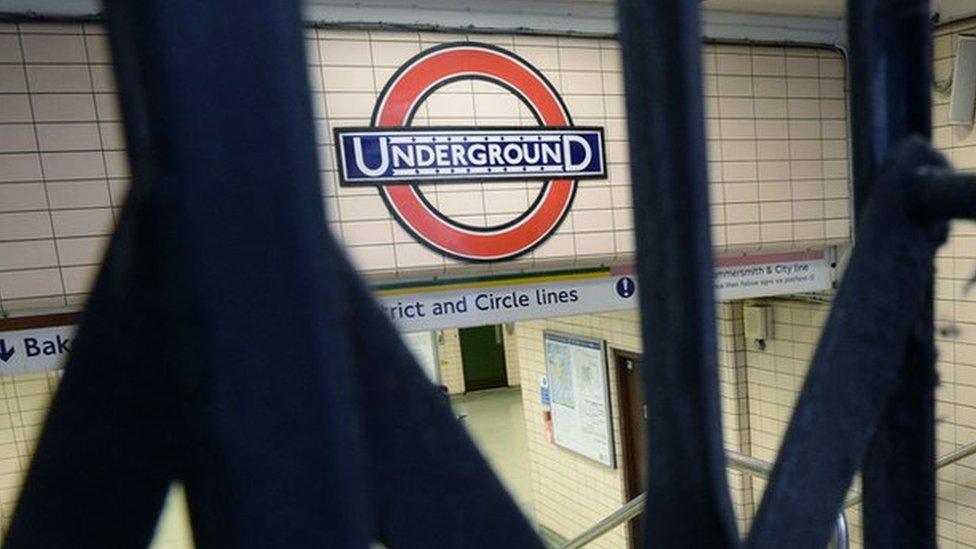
[613,348,644,548]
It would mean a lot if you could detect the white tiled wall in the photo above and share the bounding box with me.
[740,293,976,549]
[932,16,976,549]
[702,44,851,251]
[582,19,976,549]
[737,300,866,545]
[0,372,58,523]
[716,302,756,532]
[0,22,852,314]
[503,326,521,388]
[0,23,121,314]
[734,17,976,549]
[437,329,465,394]
[513,305,753,546]
[514,310,638,549]
[0,19,859,549]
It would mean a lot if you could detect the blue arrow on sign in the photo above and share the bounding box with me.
[0,340,13,363]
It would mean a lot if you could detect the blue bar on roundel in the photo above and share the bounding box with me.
[335,127,606,185]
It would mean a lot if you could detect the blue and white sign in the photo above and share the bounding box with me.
[335,128,606,185]
[540,375,551,409]
[378,249,836,333]
[378,273,636,333]
[0,324,76,376]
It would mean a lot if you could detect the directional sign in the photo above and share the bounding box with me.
[0,324,76,376]
[376,249,835,333]
[376,270,636,333]
[712,249,834,300]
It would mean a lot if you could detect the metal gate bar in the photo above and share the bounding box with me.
[617,0,969,548]
[618,0,739,546]
[848,0,933,217]
[4,0,975,547]
[848,2,938,545]
[746,0,955,545]
[4,1,545,547]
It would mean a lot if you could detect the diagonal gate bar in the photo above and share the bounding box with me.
[746,139,950,548]
[4,1,545,548]
[618,0,740,547]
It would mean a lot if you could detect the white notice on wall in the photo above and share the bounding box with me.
[713,250,833,300]
[377,271,637,333]
[544,332,615,468]
[400,331,440,383]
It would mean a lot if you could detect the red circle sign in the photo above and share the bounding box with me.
[370,42,578,262]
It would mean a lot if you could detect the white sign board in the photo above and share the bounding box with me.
[713,250,833,300]
[378,249,834,333]
[0,324,76,376]
[378,272,637,333]
[401,331,440,383]
[544,332,615,467]
[0,250,834,378]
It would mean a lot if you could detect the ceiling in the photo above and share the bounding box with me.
[1,0,975,31]
[703,0,976,22]
[702,0,844,18]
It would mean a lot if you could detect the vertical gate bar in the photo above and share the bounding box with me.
[3,2,183,545]
[848,0,937,546]
[7,1,374,546]
[848,0,933,219]
[618,1,739,546]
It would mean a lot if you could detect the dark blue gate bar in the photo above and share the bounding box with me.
[848,0,933,219]
[8,0,373,545]
[5,1,545,547]
[617,0,740,546]
[745,137,949,548]
[847,1,937,546]
[747,0,943,546]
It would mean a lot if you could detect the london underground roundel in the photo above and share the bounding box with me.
[334,42,607,262]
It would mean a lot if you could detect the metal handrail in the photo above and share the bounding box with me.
[726,452,849,549]
[844,439,976,509]
[559,452,780,549]
[559,451,842,548]
[560,493,646,549]
[558,440,976,549]
[726,451,773,477]
[936,439,976,469]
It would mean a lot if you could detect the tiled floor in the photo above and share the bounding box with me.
[451,387,534,519]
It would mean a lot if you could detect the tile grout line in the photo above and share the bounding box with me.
[14,25,69,308]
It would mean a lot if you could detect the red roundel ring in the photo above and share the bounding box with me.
[371,42,578,262]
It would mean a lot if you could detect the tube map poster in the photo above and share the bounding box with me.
[544,332,615,467]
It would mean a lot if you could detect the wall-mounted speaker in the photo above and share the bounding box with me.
[743,304,773,351]
[948,34,976,125]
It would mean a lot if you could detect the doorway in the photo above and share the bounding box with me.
[459,325,508,392]
[614,349,646,549]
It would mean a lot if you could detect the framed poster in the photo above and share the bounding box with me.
[544,331,615,467]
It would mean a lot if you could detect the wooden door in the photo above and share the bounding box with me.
[615,350,646,548]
